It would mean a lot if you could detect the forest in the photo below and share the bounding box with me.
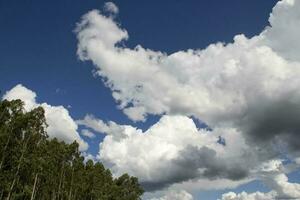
[0,99,144,200]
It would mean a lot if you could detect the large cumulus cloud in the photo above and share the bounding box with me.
[75,0,300,126]
[75,0,300,198]
[78,114,266,191]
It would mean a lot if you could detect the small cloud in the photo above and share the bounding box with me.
[103,2,119,15]
[55,88,66,95]
[149,190,194,200]
[81,129,96,138]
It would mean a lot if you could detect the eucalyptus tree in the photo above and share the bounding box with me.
[0,99,144,200]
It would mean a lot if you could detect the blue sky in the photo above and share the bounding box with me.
[3,0,300,199]
[0,0,278,123]
[0,0,278,153]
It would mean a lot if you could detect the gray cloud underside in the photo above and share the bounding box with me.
[75,0,300,198]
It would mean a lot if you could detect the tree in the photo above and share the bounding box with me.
[0,99,144,200]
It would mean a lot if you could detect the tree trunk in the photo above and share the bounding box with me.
[30,173,38,200]
[68,168,74,200]
[73,190,77,200]
[32,182,39,200]
[0,134,11,170]
[57,162,65,200]
[6,152,23,200]
[6,136,30,200]
[51,189,56,200]
[0,190,4,200]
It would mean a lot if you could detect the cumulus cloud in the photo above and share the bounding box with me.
[77,114,263,191]
[221,191,276,200]
[76,0,300,127]
[222,173,300,200]
[2,84,37,111]
[260,160,300,199]
[75,0,300,197]
[221,160,300,200]
[221,177,300,200]
[262,0,300,62]
[2,84,88,151]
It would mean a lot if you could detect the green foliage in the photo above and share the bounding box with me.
[0,99,144,200]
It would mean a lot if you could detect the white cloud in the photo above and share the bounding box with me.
[76,114,127,140]
[75,0,300,196]
[81,152,97,163]
[75,0,300,129]
[260,160,300,199]
[148,190,193,200]
[221,173,300,200]
[268,173,300,199]
[76,115,258,191]
[81,129,96,138]
[3,84,37,111]
[2,84,88,151]
[222,160,300,200]
[76,9,127,52]
[221,191,276,200]
[77,114,109,133]
[262,0,300,61]
[103,2,119,15]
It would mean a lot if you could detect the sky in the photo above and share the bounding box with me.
[2,0,300,199]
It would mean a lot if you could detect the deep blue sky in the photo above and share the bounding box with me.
[0,0,279,124]
[0,0,281,198]
[0,0,279,129]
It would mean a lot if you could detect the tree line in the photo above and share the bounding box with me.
[0,99,144,200]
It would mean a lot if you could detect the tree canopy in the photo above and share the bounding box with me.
[0,99,144,200]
